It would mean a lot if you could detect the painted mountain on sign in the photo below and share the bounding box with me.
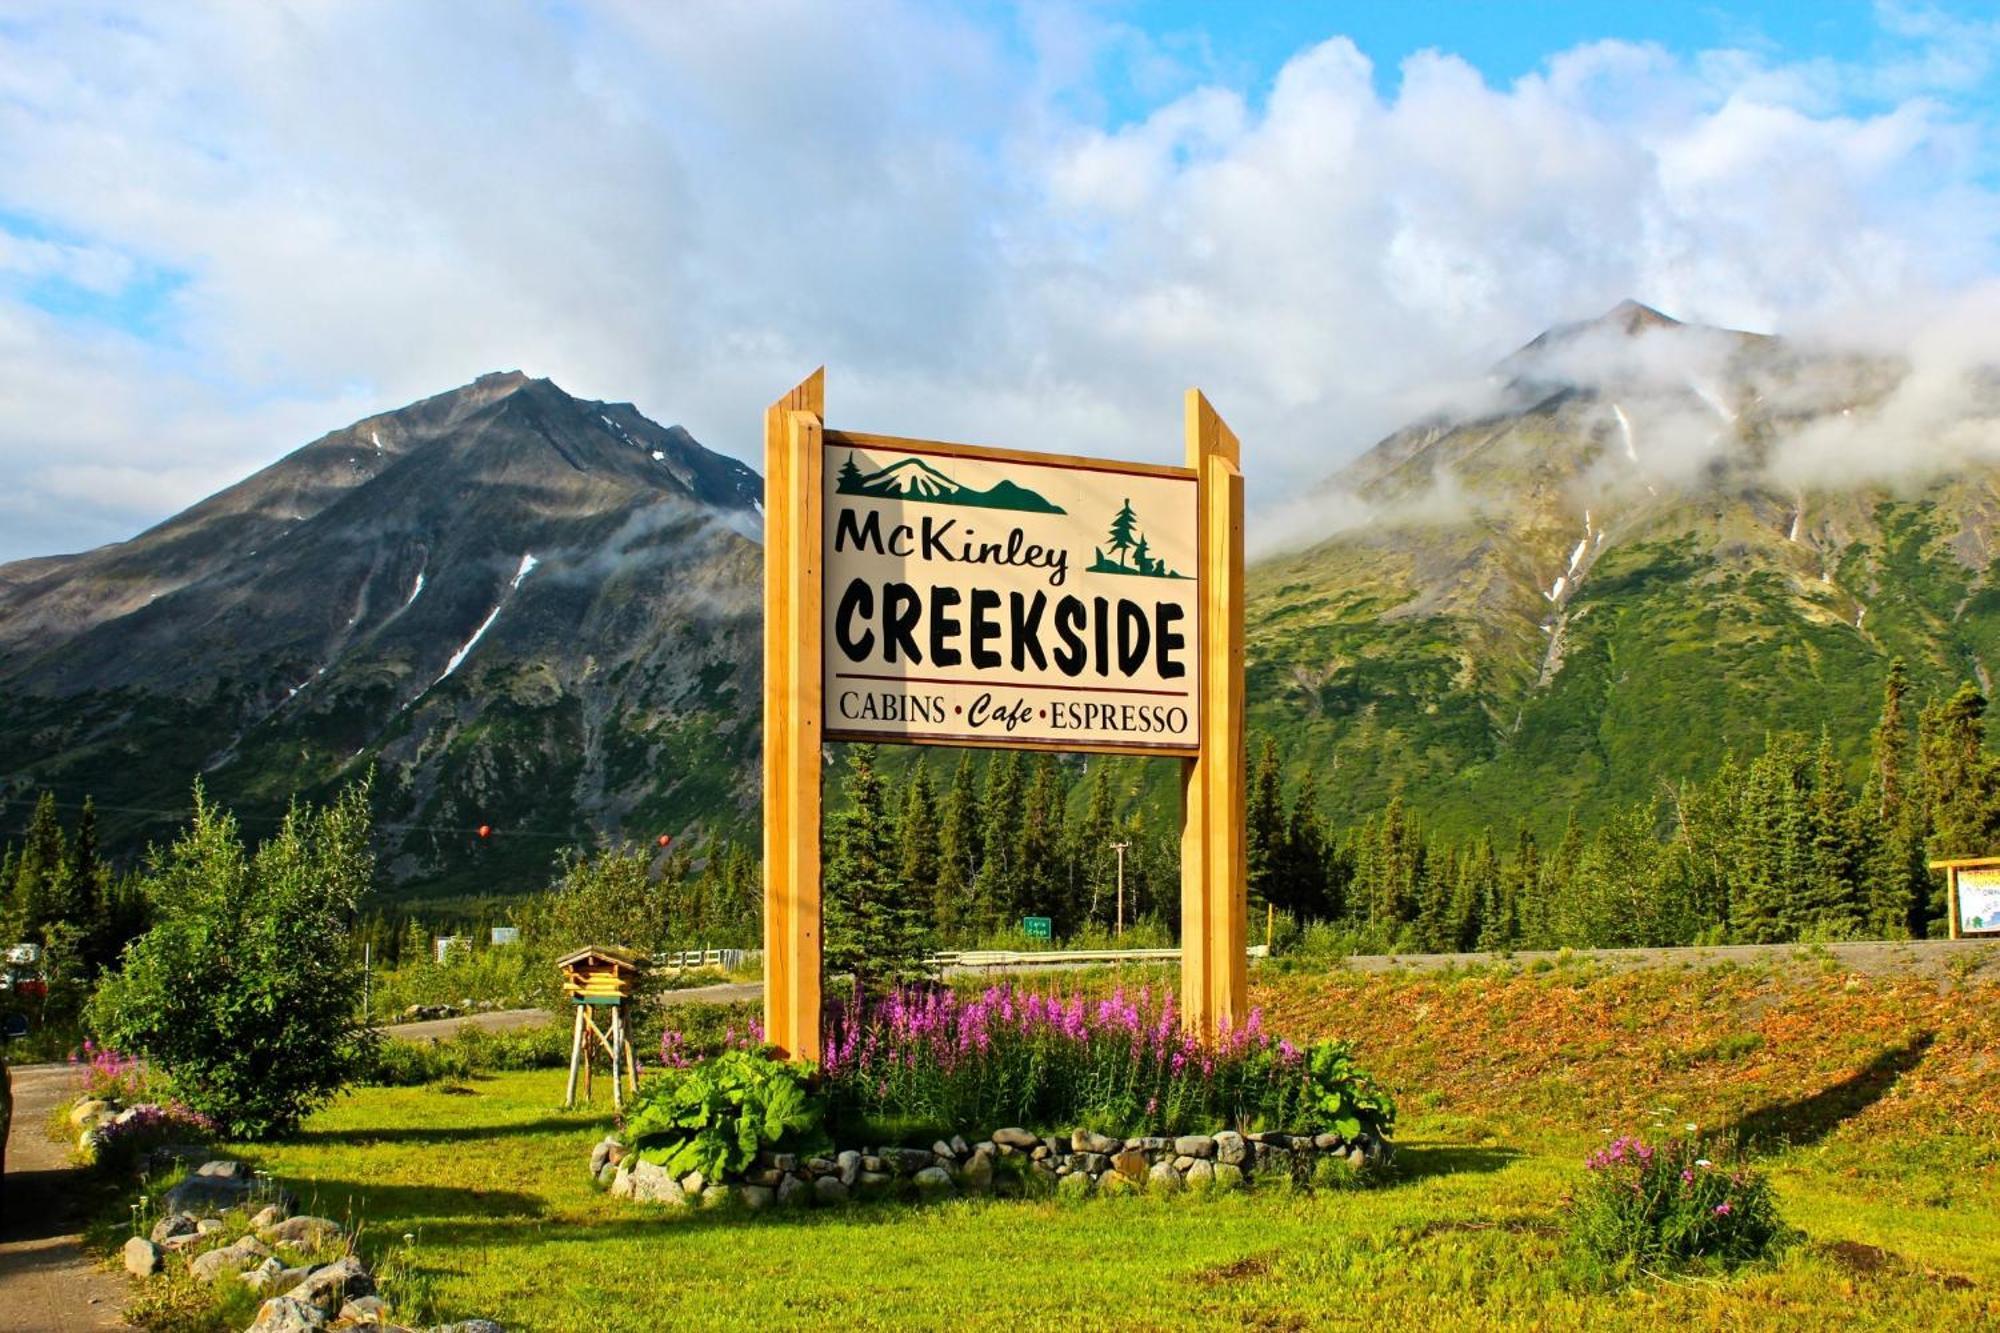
[835,453,1065,513]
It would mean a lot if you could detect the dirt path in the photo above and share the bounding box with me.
[0,1063,130,1332]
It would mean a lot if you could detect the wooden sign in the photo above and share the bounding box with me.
[763,372,1245,1063]
[1932,857,2000,938]
[822,433,1199,754]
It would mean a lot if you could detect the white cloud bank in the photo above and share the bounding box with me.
[0,2,1996,561]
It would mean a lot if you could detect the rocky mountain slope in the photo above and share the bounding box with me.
[0,372,764,895]
[5,303,1994,894]
[1248,302,2000,840]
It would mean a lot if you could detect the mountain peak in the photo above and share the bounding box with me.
[1598,299,1680,335]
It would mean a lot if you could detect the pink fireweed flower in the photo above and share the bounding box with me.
[1714,1202,1733,1216]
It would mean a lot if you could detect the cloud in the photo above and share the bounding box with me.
[0,3,1997,562]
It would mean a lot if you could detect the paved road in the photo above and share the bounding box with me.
[1338,937,2000,981]
[377,981,762,1041]
[0,1063,131,1332]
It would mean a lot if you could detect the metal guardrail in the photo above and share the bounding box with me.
[648,944,1268,973]
[654,948,747,972]
[927,945,1269,969]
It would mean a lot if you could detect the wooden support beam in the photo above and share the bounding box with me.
[763,370,826,1062]
[1180,388,1247,1038]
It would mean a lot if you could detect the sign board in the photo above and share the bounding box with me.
[1021,915,1053,940]
[433,936,471,964]
[1957,867,2000,935]
[823,433,1199,755]
[762,371,1246,1061]
[490,927,521,947]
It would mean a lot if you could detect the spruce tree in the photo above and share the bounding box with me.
[1919,684,2000,931]
[1246,737,1284,909]
[1074,762,1118,925]
[897,761,940,912]
[933,753,980,939]
[973,751,1025,931]
[1272,771,1333,919]
[1017,755,1064,924]
[1805,735,1863,939]
[823,745,927,997]
[8,792,66,943]
[1459,832,1498,952]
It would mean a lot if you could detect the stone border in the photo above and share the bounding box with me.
[593,1126,1390,1208]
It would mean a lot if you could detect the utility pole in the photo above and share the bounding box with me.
[1112,841,1130,938]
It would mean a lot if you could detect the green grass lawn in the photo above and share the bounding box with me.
[220,1068,1999,1331]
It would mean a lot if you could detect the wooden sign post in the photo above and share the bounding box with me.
[761,372,1246,1060]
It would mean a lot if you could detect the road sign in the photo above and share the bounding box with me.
[1021,916,1053,940]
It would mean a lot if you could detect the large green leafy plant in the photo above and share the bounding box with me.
[1293,1041,1396,1141]
[623,1049,827,1180]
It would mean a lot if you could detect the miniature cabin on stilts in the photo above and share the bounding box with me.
[558,945,644,1108]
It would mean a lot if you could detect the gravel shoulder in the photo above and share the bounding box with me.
[0,1063,132,1331]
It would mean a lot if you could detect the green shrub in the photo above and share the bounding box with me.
[87,780,376,1140]
[1565,1134,1792,1279]
[622,1049,828,1181]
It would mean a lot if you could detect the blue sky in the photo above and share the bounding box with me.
[1,1,1997,561]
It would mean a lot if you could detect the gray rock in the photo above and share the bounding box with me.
[250,1203,291,1229]
[1141,1137,1172,1153]
[1147,1160,1183,1194]
[912,1166,955,1199]
[1072,1152,1109,1175]
[194,1235,271,1281]
[960,1151,994,1194]
[769,1153,799,1172]
[246,1296,328,1333]
[1110,1149,1149,1181]
[262,1208,340,1248]
[812,1175,850,1205]
[595,1162,617,1188]
[836,1151,861,1188]
[736,1185,775,1210]
[70,1098,110,1128]
[627,1160,686,1206]
[1098,1171,1137,1197]
[1212,1162,1245,1190]
[1313,1132,1345,1151]
[1174,1135,1216,1159]
[195,1158,252,1180]
[588,1137,621,1176]
[1184,1159,1217,1191]
[285,1255,373,1316]
[931,1140,956,1161]
[241,1257,288,1293]
[1347,1146,1368,1172]
[745,1167,784,1187]
[1056,1171,1093,1199]
[776,1174,809,1208]
[1030,1145,1050,1161]
[992,1127,1038,1149]
[855,1171,893,1194]
[151,1212,197,1244]
[196,1217,226,1235]
[122,1236,162,1278]
[1172,1155,1195,1172]
[680,1169,707,1196]
[426,1323,506,1333]
[608,1164,635,1199]
[1213,1131,1248,1167]
[1071,1129,1122,1155]
[805,1157,837,1175]
[161,1174,252,1217]
[950,1135,971,1157]
[339,1294,389,1322]
[159,1232,212,1254]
